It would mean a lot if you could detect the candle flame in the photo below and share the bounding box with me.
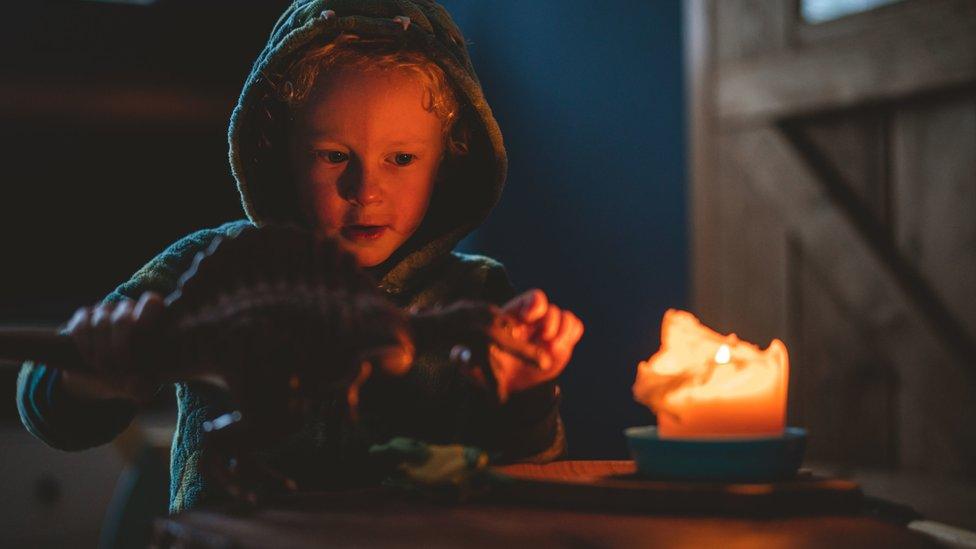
[714,344,731,365]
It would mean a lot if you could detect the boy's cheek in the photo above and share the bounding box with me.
[300,185,347,232]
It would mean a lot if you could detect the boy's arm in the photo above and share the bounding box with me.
[479,262,567,463]
[370,258,567,463]
[16,221,251,451]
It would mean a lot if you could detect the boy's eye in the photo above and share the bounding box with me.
[317,151,348,164]
[391,153,415,166]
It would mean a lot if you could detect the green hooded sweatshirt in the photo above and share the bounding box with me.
[17,0,564,513]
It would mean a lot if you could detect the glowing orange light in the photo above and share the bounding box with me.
[632,309,789,438]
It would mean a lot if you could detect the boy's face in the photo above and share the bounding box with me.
[289,68,446,267]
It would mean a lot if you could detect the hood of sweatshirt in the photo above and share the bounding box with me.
[227,0,507,293]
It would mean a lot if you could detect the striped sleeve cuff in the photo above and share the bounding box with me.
[17,362,137,451]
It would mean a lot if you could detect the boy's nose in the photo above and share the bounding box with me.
[338,161,383,206]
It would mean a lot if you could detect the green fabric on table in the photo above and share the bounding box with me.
[369,437,491,501]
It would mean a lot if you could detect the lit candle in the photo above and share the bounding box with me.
[633,309,789,438]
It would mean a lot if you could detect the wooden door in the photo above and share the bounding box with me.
[687,0,976,475]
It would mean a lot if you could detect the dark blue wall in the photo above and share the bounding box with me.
[442,0,688,458]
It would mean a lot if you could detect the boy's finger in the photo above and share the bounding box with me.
[503,289,548,322]
[91,303,115,374]
[110,300,135,371]
[571,312,585,342]
[520,289,549,323]
[502,290,527,314]
[489,321,551,370]
[539,304,562,341]
[110,299,134,321]
[66,307,93,365]
[133,292,165,325]
[488,345,513,403]
[64,307,87,334]
[91,303,113,327]
[541,350,570,380]
[489,345,540,403]
[550,311,582,357]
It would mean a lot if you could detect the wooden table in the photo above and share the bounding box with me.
[154,462,939,548]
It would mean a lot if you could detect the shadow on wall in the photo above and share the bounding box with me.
[442,0,688,458]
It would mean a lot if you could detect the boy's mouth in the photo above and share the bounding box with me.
[341,224,388,242]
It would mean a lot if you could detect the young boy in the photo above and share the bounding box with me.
[17,0,584,513]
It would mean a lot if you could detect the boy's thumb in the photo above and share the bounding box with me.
[518,289,548,322]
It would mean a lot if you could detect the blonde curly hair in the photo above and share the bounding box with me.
[268,33,470,157]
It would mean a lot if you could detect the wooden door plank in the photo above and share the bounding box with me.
[715,0,791,63]
[794,0,972,47]
[724,127,976,473]
[891,97,976,343]
[716,2,976,123]
[687,0,722,321]
[795,110,890,227]
[707,145,789,344]
[791,244,897,467]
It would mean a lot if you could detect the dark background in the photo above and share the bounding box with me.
[1,0,685,461]
[442,0,687,457]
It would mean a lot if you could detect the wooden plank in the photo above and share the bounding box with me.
[154,490,940,549]
[891,96,976,343]
[724,127,976,474]
[490,460,863,516]
[795,110,890,226]
[687,0,722,319]
[777,115,976,372]
[791,244,896,467]
[716,1,976,123]
[793,0,970,47]
[714,0,791,63]
[709,146,789,344]
[690,0,789,342]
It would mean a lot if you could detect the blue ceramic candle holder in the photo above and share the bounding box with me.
[624,426,808,482]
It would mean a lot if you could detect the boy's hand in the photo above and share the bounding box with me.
[489,289,584,402]
[59,291,166,405]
